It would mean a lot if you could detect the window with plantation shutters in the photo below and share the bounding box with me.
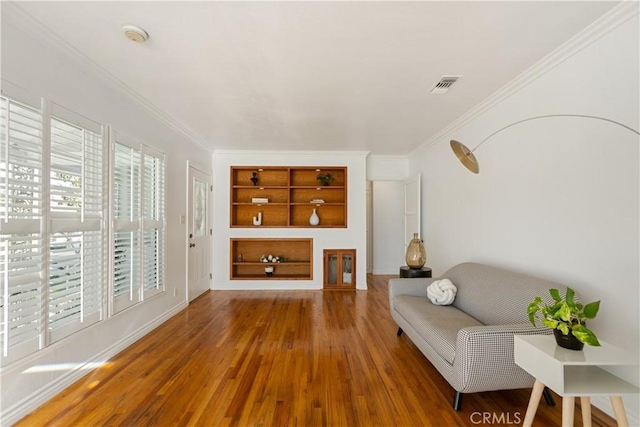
[1,87,166,362]
[111,136,165,314]
[0,95,44,361]
[48,106,105,342]
[1,91,107,362]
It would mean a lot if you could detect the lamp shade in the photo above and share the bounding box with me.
[450,140,479,174]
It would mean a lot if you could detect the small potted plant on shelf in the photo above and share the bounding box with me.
[527,287,601,350]
[316,172,335,186]
[260,254,287,276]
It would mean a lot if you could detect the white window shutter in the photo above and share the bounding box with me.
[142,151,165,298]
[112,140,141,313]
[111,139,165,310]
[48,113,104,342]
[0,96,45,362]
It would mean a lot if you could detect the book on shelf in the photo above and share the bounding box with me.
[310,199,325,204]
[251,198,269,204]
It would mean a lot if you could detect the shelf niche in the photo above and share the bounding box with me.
[230,238,313,280]
[230,166,347,228]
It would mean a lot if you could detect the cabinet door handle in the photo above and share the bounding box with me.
[189,243,196,248]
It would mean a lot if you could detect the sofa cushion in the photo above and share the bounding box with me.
[393,295,483,364]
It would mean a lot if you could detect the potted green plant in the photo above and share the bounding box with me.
[527,287,601,350]
[316,172,335,186]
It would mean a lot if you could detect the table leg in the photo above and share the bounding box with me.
[610,396,628,427]
[580,397,591,427]
[562,396,575,427]
[523,379,545,427]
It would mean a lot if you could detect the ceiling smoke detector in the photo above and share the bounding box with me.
[122,24,149,43]
[430,75,462,94]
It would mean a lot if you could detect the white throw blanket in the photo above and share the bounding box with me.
[427,279,457,305]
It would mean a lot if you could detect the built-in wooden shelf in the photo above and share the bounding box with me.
[230,238,313,280]
[230,166,347,228]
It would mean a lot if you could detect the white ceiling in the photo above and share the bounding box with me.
[9,1,619,155]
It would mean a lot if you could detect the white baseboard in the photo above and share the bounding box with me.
[2,303,187,425]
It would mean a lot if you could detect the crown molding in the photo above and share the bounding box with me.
[2,2,213,153]
[213,149,370,157]
[410,1,640,157]
[366,154,408,160]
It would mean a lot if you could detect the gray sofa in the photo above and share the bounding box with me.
[389,262,568,410]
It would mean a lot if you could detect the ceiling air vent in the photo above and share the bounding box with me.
[430,75,461,94]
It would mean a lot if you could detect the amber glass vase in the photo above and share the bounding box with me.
[405,233,427,268]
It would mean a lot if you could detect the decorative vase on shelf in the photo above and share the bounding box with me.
[309,208,320,226]
[265,265,274,276]
[250,171,258,186]
[405,232,426,269]
[252,211,262,226]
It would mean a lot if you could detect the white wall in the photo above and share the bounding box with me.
[212,150,368,290]
[366,155,408,181]
[0,15,212,423]
[372,181,405,274]
[410,5,639,421]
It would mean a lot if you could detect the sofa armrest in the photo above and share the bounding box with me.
[388,277,435,300]
[452,324,552,393]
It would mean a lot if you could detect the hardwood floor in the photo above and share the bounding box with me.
[17,275,616,426]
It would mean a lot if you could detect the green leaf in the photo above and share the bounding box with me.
[543,318,559,330]
[527,302,540,326]
[583,301,600,319]
[547,301,562,317]
[556,302,572,322]
[549,288,561,302]
[571,325,601,346]
[566,288,576,309]
[556,322,569,335]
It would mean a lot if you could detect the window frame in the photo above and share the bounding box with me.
[47,102,107,343]
[0,87,45,363]
[109,132,166,316]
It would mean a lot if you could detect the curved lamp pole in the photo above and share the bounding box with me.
[450,114,640,174]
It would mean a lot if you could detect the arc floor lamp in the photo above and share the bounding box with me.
[450,114,640,174]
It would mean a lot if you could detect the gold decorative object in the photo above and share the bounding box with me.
[405,232,427,269]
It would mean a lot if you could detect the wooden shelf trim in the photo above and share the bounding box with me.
[232,202,289,206]
[232,262,309,266]
[233,185,289,189]
[290,202,345,206]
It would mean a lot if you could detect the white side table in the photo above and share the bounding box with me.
[514,335,639,427]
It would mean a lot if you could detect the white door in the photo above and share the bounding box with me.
[404,173,422,246]
[188,166,211,302]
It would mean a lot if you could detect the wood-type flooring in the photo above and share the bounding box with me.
[16,275,616,426]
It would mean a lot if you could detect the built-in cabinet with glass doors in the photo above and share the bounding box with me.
[323,249,356,290]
